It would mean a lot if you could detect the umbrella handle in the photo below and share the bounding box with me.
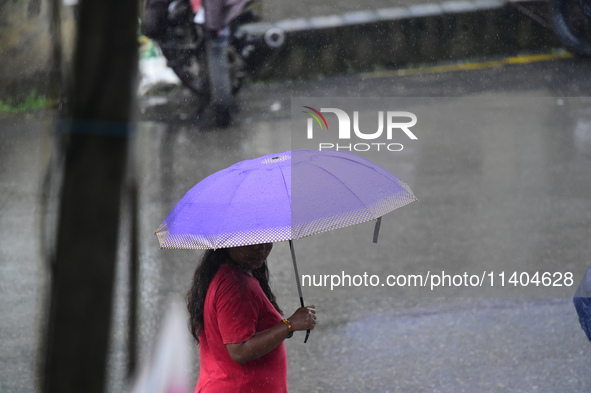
[298,296,310,343]
[372,216,382,243]
[290,240,311,343]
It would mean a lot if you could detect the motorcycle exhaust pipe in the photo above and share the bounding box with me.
[263,27,285,49]
[238,25,286,49]
[236,25,285,68]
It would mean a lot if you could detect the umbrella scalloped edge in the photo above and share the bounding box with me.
[156,222,294,250]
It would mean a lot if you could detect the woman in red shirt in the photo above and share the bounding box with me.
[187,243,317,392]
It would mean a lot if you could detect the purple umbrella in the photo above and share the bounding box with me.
[156,149,417,341]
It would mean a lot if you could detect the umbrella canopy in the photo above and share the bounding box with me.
[155,149,417,250]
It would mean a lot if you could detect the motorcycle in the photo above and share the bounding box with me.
[156,0,285,126]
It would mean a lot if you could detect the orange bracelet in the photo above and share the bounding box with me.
[282,319,293,338]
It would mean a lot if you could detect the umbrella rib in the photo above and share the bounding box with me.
[324,153,384,172]
[290,161,379,240]
[303,160,387,216]
[212,171,250,248]
[277,161,292,237]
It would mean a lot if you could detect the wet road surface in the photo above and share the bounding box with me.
[2,57,591,392]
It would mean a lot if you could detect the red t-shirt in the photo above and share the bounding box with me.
[195,264,287,393]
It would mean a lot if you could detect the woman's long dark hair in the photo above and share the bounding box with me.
[187,248,283,343]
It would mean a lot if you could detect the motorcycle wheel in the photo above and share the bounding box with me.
[159,24,210,114]
[552,0,591,57]
[158,22,246,126]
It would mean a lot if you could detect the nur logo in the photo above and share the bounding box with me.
[302,106,328,136]
[302,106,418,152]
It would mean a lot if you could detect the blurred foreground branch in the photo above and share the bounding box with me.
[43,0,138,391]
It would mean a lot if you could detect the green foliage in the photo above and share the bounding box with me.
[0,90,47,113]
